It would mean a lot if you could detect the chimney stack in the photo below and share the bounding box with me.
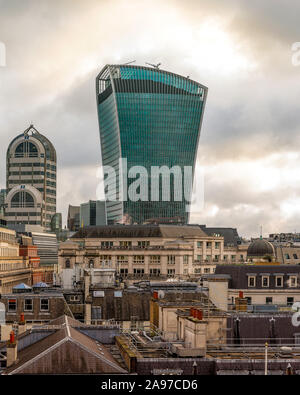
[6,330,18,368]
[18,312,26,335]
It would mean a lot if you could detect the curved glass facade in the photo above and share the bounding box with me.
[96,65,207,224]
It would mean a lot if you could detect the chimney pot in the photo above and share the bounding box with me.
[9,331,15,344]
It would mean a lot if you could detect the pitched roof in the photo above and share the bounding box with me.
[214,264,300,289]
[199,226,240,246]
[5,315,127,375]
[71,224,208,239]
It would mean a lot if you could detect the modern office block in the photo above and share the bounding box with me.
[96,64,207,224]
[5,125,57,230]
[80,200,107,227]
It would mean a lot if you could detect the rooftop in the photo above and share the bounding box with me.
[71,224,208,239]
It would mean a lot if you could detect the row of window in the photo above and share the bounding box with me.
[7,298,49,312]
[197,241,221,249]
[194,267,215,274]
[9,162,56,170]
[196,254,244,262]
[69,255,187,268]
[0,231,16,243]
[119,268,176,276]
[248,275,298,288]
[100,240,223,249]
[9,171,56,179]
[285,253,299,260]
[240,296,295,306]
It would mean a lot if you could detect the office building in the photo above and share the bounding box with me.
[80,200,107,227]
[5,125,57,230]
[58,224,248,283]
[67,205,80,232]
[96,64,207,224]
[0,189,6,218]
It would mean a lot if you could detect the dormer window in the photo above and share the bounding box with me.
[248,276,256,287]
[262,276,269,288]
[275,276,283,287]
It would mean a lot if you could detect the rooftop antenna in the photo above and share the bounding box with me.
[146,62,161,69]
[123,60,136,65]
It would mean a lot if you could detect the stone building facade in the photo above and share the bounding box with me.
[57,225,249,282]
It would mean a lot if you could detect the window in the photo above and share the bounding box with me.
[120,268,128,276]
[194,268,201,274]
[40,299,49,311]
[120,241,132,248]
[99,255,111,265]
[287,297,294,306]
[167,269,175,276]
[133,256,144,265]
[138,241,150,248]
[294,254,298,259]
[276,276,283,287]
[183,255,189,264]
[285,254,290,259]
[133,268,144,275]
[65,259,70,269]
[231,255,236,262]
[248,276,256,287]
[150,268,160,276]
[8,299,17,312]
[117,255,128,264]
[101,241,113,248]
[197,241,202,248]
[69,296,80,302]
[289,276,297,288]
[215,242,221,249]
[204,268,210,274]
[11,191,34,208]
[246,297,252,305]
[167,255,175,265]
[150,256,161,264]
[266,297,273,304]
[206,242,212,248]
[24,299,33,311]
[262,276,269,287]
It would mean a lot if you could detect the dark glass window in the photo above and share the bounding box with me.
[8,299,17,311]
[24,299,33,311]
[40,299,49,311]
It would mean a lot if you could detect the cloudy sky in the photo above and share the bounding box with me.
[0,0,300,238]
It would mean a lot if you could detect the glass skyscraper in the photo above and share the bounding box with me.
[96,64,207,224]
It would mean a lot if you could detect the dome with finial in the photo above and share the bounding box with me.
[247,237,274,259]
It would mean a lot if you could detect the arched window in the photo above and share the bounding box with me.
[15,142,38,158]
[65,259,71,268]
[11,191,34,208]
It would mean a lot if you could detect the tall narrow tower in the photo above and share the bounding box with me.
[96,64,207,224]
[5,125,57,230]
